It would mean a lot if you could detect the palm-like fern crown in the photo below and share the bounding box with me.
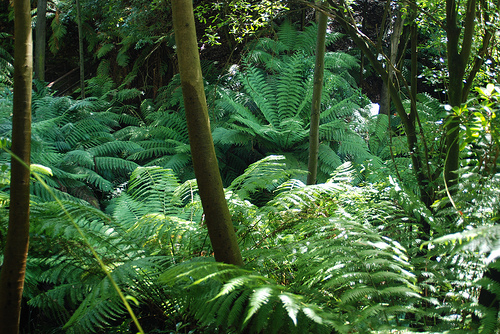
[0,66,147,205]
[214,21,372,182]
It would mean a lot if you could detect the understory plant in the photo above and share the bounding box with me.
[213,21,372,182]
[1,152,495,333]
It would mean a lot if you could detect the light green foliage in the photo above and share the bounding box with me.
[0,68,144,205]
[215,21,371,182]
[194,0,289,45]
[363,93,449,195]
[0,146,498,332]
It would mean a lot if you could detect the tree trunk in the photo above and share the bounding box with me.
[379,7,403,116]
[35,0,47,81]
[75,0,85,98]
[0,0,33,331]
[444,0,476,187]
[171,0,243,266]
[327,2,429,207]
[307,3,328,185]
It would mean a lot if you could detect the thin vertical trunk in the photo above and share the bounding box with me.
[0,0,33,332]
[379,7,403,115]
[444,0,476,187]
[171,0,243,266]
[75,0,85,98]
[35,0,47,81]
[307,4,328,185]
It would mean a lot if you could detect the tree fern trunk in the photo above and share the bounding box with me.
[171,0,243,266]
[307,3,327,185]
[0,0,32,332]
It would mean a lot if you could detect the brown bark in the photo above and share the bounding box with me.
[171,0,243,266]
[0,0,33,332]
[35,0,47,81]
[307,4,328,185]
[379,7,403,116]
[76,0,85,98]
[444,0,476,187]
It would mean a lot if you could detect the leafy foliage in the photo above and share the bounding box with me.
[0,32,13,88]
[215,21,372,182]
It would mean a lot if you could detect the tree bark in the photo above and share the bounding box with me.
[0,0,33,331]
[35,0,47,81]
[326,2,429,206]
[444,0,476,187]
[379,7,403,116]
[307,4,328,185]
[171,0,243,266]
[75,0,85,98]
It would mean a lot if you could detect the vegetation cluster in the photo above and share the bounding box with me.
[0,0,499,333]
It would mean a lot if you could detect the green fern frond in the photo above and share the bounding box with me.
[276,53,308,120]
[87,140,144,158]
[63,280,128,332]
[160,259,333,333]
[228,155,301,201]
[62,150,94,169]
[95,157,139,175]
[276,20,298,51]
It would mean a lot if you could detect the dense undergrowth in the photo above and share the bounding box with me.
[0,22,499,334]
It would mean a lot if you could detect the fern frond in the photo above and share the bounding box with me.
[87,140,144,158]
[95,157,139,175]
[228,155,303,201]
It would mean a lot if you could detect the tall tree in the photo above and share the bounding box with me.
[322,0,496,208]
[0,0,33,332]
[171,0,243,266]
[34,0,47,81]
[75,0,85,98]
[379,5,404,116]
[307,3,328,185]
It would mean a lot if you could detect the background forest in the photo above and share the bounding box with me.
[0,0,500,333]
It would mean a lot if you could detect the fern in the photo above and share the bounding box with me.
[160,260,334,333]
[214,21,372,182]
[0,33,13,88]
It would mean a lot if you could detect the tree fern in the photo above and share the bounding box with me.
[214,21,372,181]
[159,260,334,333]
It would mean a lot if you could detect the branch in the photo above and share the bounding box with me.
[462,0,495,101]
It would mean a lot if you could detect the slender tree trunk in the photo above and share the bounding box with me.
[35,0,47,81]
[307,3,328,185]
[0,0,33,332]
[75,0,85,98]
[327,3,428,202]
[171,0,243,266]
[444,0,476,187]
[379,7,403,116]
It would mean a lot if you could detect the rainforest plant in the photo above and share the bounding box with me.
[215,21,372,182]
[0,68,145,206]
[0,33,13,89]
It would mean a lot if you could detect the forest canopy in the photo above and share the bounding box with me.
[0,0,499,333]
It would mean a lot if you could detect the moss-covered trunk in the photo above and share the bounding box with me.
[171,0,243,266]
[0,0,33,332]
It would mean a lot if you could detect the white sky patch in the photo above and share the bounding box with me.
[369,103,380,116]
